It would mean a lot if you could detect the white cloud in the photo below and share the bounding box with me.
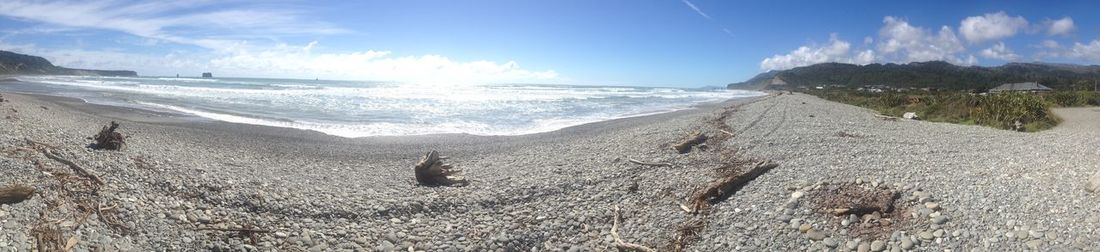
[0,1,560,83]
[0,0,346,50]
[979,42,1019,61]
[679,0,711,20]
[1067,40,1100,61]
[1040,40,1061,49]
[958,12,1028,43]
[877,17,968,63]
[759,34,874,71]
[1045,17,1075,36]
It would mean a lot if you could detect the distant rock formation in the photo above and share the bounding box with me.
[0,50,137,77]
[202,72,213,78]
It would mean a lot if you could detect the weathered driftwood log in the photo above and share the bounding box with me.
[0,184,35,205]
[414,151,467,186]
[685,161,778,213]
[818,184,899,216]
[611,205,655,252]
[93,121,126,150]
[672,133,708,154]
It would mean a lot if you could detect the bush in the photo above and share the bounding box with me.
[807,89,1059,132]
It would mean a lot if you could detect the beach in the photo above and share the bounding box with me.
[1,88,1100,251]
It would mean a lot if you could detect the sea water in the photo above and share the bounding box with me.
[5,75,765,137]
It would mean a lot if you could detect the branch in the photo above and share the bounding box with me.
[611,205,656,252]
[628,159,671,167]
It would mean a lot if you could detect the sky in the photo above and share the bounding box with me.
[1,0,1100,87]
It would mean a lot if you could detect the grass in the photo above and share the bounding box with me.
[806,89,1064,132]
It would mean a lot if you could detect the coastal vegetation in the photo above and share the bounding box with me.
[804,89,1090,132]
[730,61,1100,91]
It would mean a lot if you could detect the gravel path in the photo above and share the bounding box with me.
[0,90,1099,251]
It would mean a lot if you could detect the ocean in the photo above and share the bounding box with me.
[3,75,765,137]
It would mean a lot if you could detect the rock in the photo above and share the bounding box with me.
[924,202,940,210]
[869,240,885,252]
[1015,230,1028,241]
[823,238,838,248]
[903,112,919,120]
[1029,230,1043,239]
[901,239,914,249]
[857,242,870,252]
[790,219,802,229]
[777,214,793,222]
[799,224,812,233]
[932,215,948,224]
[933,229,945,238]
[1087,169,1100,193]
[918,231,934,240]
[846,240,859,250]
[807,230,825,241]
[274,232,288,238]
[952,230,963,237]
[1025,239,1042,250]
[791,191,805,199]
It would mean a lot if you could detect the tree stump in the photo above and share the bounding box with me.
[414,151,467,186]
[93,121,126,150]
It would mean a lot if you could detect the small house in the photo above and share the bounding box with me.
[989,82,1052,93]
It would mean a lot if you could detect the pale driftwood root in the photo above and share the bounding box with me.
[93,121,126,150]
[874,114,900,121]
[611,205,656,252]
[628,158,671,167]
[414,150,468,186]
[686,161,778,213]
[0,184,35,205]
[672,132,708,154]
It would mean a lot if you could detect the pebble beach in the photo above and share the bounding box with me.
[1,90,1100,251]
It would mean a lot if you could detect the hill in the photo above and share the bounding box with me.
[728,61,1100,91]
[0,50,137,76]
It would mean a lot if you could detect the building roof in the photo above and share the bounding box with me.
[989,82,1052,92]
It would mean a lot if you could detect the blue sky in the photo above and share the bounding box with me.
[1,0,1099,87]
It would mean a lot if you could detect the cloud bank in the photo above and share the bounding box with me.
[0,0,559,83]
[760,11,1098,71]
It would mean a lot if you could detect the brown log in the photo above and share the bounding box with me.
[0,184,34,205]
[414,151,467,186]
[686,161,778,213]
[672,133,707,154]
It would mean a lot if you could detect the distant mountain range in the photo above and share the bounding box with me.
[0,50,136,77]
[728,61,1100,91]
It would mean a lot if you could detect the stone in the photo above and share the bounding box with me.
[952,230,963,237]
[870,240,885,252]
[799,224,812,233]
[792,191,805,199]
[1025,239,1042,250]
[931,215,948,224]
[807,230,826,241]
[933,229,944,238]
[900,239,914,249]
[1087,169,1100,193]
[857,242,870,252]
[846,240,859,250]
[823,238,838,248]
[918,231,934,240]
[1029,230,1043,239]
[274,232,288,238]
[1015,230,1028,241]
[903,112,919,120]
[790,219,802,229]
[924,202,940,210]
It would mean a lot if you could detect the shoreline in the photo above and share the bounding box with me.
[0,79,765,140]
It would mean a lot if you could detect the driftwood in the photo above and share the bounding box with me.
[684,161,778,213]
[25,139,104,185]
[0,184,35,204]
[611,205,655,252]
[414,151,467,186]
[672,133,708,154]
[874,114,899,121]
[628,158,671,167]
[93,121,126,150]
